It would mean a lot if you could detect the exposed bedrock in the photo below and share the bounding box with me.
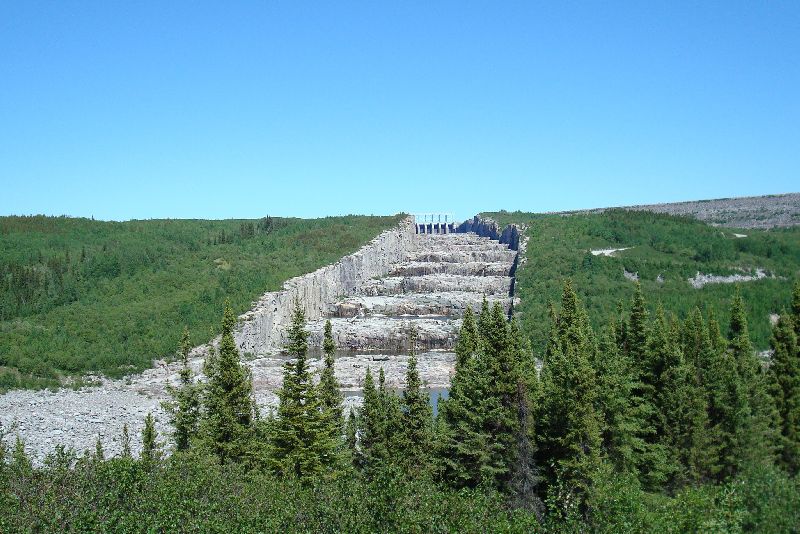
[233,216,417,356]
[391,261,513,277]
[357,274,512,296]
[304,316,462,352]
[332,293,515,319]
[411,249,517,264]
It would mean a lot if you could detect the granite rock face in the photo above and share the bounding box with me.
[232,216,418,356]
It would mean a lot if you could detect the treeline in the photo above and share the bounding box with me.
[2,283,800,531]
[0,214,401,390]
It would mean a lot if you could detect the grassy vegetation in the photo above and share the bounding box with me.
[485,209,800,353]
[0,214,402,390]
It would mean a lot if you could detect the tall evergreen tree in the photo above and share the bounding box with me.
[509,379,543,518]
[141,413,160,464]
[592,323,644,477]
[538,280,604,501]
[626,282,649,363]
[164,327,200,451]
[454,306,479,371]
[729,288,779,470]
[271,302,336,480]
[698,310,748,480]
[357,367,382,473]
[657,327,714,487]
[767,313,800,474]
[200,300,255,464]
[438,312,493,488]
[400,327,433,474]
[318,320,345,467]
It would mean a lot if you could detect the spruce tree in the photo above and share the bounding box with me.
[592,323,644,477]
[318,319,345,469]
[120,423,132,458]
[700,311,747,480]
[509,378,543,518]
[357,367,383,473]
[538,280,604,501]
[626,282,649,363]
[454,306,479,371]
[400,327,433,474]
[141,413,160,464]
[271,302,336,480]
[164,327,200,451]
[94,436,105,461]
[377,367,404,458]
[767,313,800,474]
[729,288,779,470]
[656,328,714,487]
[200,300,255,464]
[438,312,493,488]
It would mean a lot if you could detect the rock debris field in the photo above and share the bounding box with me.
[0,231,517,461]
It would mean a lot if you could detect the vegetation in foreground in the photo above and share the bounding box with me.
[0,214,401,390]
[486,209,800,353]
[2,281,799,532]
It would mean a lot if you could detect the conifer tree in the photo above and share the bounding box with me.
[698,311,747,480]
[509,378,543,518]
[767,313,800,474]
[454,306,479,371]
[538,280,604,500]
[438,313,493,488]
[200,300,255,464]
[318,320,345,468]
[729,288,779,470]
[357,367,382,472]
[481,302,521,487]
[319,320,344,421]
[400,327,433,474]
[592,323,644,477]
[271,302,336,480]
[657,329,714,487]
[94,437,105,461]
[11,436,32,475]
[141,413,160,464]
[120,423,132,458]
[378,367,404,456]
[626,283,649,363]
[165,327,200,451]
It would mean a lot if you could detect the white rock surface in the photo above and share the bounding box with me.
[688,268,772,288]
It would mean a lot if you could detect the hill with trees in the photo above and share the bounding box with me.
[485,209,800,354]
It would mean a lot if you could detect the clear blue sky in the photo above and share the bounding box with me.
[1,2,797,221]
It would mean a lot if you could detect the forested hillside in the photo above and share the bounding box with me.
[486,209,800,353]
[0,215,402,390]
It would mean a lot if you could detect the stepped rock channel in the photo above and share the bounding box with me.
[0,216,520,460]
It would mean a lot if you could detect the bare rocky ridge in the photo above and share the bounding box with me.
[554,192,800,228]
[0,217,520,461]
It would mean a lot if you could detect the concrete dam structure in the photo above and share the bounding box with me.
[0,214,523,460]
